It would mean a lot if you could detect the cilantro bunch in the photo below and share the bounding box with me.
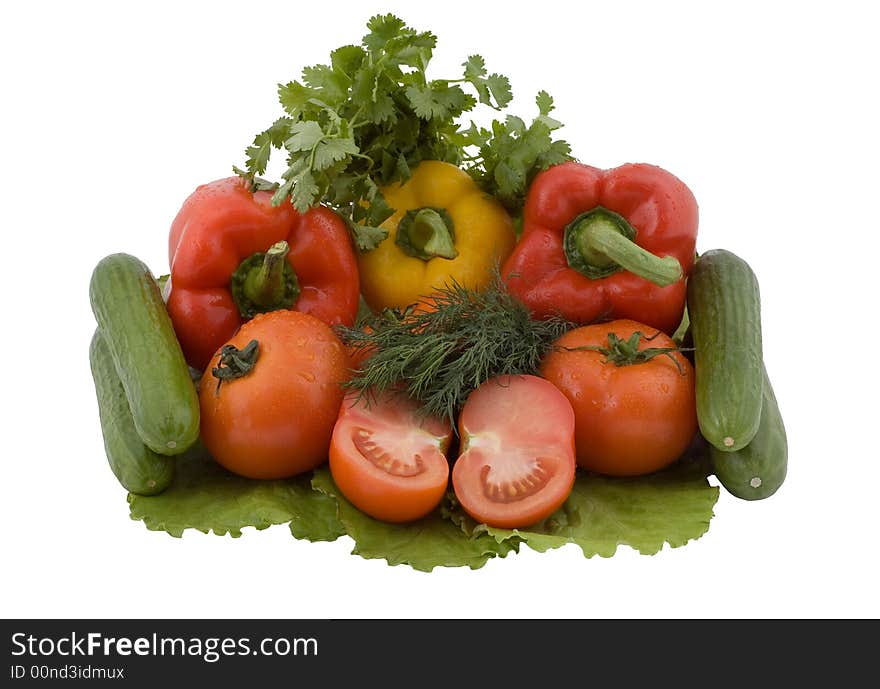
[235,14,572,250]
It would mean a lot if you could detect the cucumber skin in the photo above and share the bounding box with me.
[89,254,199,455]
[90,331,175,495]
[687,249,763,452]
[711,367,787,500]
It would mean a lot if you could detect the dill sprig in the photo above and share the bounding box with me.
[337,274,575,427]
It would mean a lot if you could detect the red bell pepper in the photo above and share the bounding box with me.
[166,176,359,370]
[502,162,698,334]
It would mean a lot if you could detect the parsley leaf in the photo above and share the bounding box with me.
[535,89,555,115]
[240,117,291,176]
[330,45,366,76]
[405,83,472,120]
[285,120,324,153]
[289,169,319,210]
[350,224,389,251]
[462,55,512,109]
[363,13,409,53]
[235,15,573,251]
[312,137,359,171]
[462,55,487,81]
[277,81,316,117]
[463,91,573,218]
[485,74,513,109]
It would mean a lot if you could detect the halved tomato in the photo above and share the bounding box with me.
[329,391,453,523]
[452,375,576,529]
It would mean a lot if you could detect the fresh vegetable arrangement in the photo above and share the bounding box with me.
[88,15,786,571]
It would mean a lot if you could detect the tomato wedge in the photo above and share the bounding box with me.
[452,375,576,529]
[329,391,453,523]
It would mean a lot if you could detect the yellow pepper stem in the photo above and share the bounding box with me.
[395,207,458,261]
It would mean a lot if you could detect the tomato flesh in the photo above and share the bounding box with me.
[453,375,576,529]
[329,391,452,523]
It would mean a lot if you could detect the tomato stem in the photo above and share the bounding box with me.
[562,331,692,374]
[211,339,260,396]
[563,208,682,286]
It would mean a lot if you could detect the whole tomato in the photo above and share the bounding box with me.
[199,310,350,479]
[540,319,696,477]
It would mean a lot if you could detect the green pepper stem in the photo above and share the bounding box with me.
[243,241,290,307]
[563,208,683,286]
[230,241,300,319]
[579,221,681,286]
[395,207,458,261]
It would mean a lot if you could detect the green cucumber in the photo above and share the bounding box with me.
[711,366,786,500]
[687,249,763,452]
[90,331,174,495]
[89,253,199,455]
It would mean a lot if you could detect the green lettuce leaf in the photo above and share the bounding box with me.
[449,442,719,557]
[311,469,518,572]
[128,444,345,540]
[126,437,718,568]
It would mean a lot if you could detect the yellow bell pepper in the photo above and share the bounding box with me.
[358,160,516,311]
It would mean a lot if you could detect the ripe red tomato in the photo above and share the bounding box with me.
[540,319,697,477]
[329,391,452,523]
[452,375,576,529]
[199,310,350,479]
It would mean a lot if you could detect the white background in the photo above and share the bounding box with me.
[2,0,878,619]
